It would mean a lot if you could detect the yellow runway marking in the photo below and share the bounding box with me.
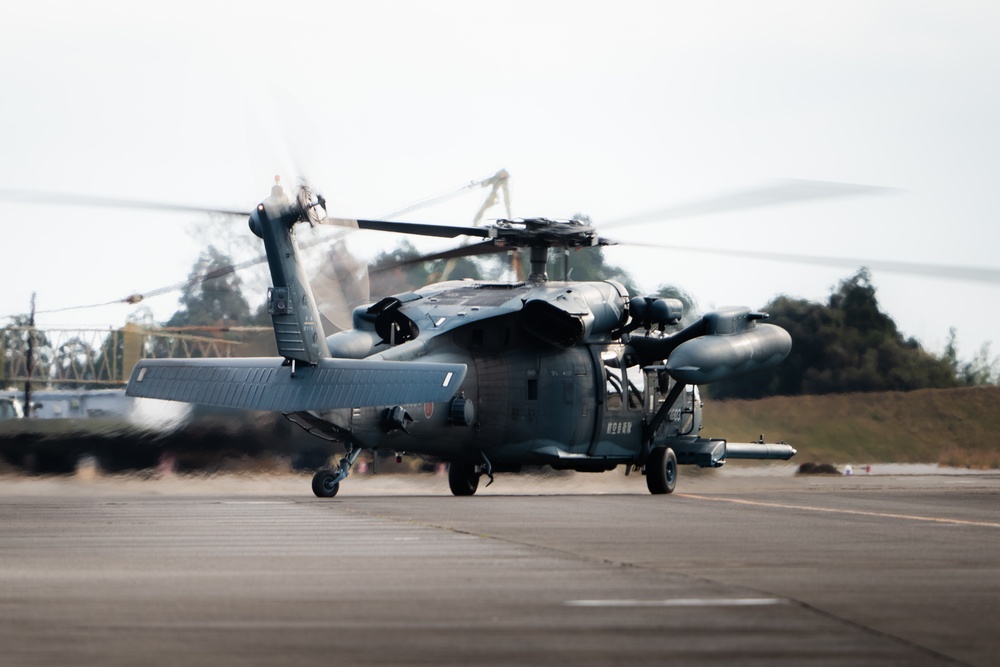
[677,494,1000,529]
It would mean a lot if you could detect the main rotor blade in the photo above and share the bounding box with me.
[324,217,493,240]
[369,241,507,275]
[375,169,510,220]
[637,242,1000,285]
[31,251,276,317]
[601,179,897,230]
[0,189,251,217]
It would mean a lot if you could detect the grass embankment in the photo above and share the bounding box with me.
[704,385,1000,469]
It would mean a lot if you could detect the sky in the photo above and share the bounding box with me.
[2,0,998,362]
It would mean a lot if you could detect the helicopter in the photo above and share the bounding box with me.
[119,176,799,497]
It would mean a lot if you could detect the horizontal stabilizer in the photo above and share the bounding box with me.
[125,357,466,412]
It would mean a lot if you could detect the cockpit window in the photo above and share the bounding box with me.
[601,348,643,411]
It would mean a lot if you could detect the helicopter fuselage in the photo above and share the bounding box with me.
[311,279,703,472]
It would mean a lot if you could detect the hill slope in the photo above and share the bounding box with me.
[704,386,1000,468]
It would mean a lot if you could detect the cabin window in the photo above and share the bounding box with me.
[605,371,624,410]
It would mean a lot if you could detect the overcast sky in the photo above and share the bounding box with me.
[2,1,998,361]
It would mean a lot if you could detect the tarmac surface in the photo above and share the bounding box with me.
[1,466,998,666]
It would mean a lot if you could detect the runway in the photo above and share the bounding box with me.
[1,468,998,666]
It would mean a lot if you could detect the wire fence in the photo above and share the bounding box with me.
[1,325,272,388]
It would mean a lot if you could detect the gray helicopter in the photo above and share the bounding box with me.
[121,178,797,497]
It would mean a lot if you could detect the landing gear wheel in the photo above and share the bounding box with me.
[312,469,340,498]
[448,461,480,496]
[646,446,677,495]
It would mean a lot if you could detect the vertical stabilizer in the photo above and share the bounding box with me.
[249,180,329,366]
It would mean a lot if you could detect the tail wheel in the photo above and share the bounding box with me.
[448,461,480,496]
[646,446,677,495]
[312,469,340,498]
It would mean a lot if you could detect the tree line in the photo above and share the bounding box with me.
[705,269,997,399]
